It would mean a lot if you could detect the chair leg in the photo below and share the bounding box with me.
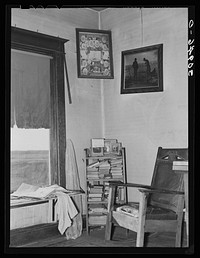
[175,196,185,247]
[105,185,116,241]
[105,212,112,240]
[175,229,182,247]
[175,218,183,247]
[136,191,148,247]
[136,230,145,247]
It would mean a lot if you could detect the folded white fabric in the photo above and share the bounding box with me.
[55,192,78,234]
[116,205,139,217]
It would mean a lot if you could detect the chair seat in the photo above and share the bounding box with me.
[116,202,177,220]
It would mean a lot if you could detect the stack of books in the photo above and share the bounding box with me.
[110,158,123,179]
[88,185,103,202]
[98,160,111,179]
[104,182,110,201]
[87,166,99,179]
[172,161,188,171]
[88,214,107,225]
[88,203,107,215]
[87,160,112,180]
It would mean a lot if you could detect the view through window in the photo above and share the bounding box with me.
[10,127,50,192]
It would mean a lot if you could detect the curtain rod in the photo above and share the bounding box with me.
[11,41,66,55]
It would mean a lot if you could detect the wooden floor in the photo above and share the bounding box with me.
[9,222,189,252]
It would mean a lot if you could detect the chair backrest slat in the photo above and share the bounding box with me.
[149,147,188,212]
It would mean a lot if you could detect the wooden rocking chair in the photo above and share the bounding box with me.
[105,147,188,247]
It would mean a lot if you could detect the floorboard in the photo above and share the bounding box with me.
[11,223,188,249]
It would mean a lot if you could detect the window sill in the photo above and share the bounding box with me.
[10,197,50,209]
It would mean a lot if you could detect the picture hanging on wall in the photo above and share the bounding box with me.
[120,44,163,94]
[76,28,114,79]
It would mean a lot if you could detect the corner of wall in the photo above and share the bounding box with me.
[98,11,105,137]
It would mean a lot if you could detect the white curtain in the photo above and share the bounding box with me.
[64,139,83,239]
[11,51,50,129]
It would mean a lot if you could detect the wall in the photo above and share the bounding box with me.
[101,8,188,201]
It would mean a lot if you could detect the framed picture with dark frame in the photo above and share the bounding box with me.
[121,44,163,94]
[76,28,114,79]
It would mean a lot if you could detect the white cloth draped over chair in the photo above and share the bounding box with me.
[64,139,83,239]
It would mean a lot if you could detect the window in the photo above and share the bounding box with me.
[11,50,51,191]
[10,27,67,191]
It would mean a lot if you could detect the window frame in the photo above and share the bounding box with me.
[11,27,67,187]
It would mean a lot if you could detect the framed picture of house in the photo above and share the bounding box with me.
[120,44,163,94]
[76,28,114,79]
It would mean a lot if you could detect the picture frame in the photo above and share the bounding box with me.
[110,142,122,155]
[104,139,117,155]
[90,138,104,156]
[121,44,163,94]
[76,28,114,79]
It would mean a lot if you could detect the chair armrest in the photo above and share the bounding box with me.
[138,188,184,195]
[109,181,152,189]
[109,181,184,195]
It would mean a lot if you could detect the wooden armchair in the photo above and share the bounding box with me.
[105,147,188,247]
